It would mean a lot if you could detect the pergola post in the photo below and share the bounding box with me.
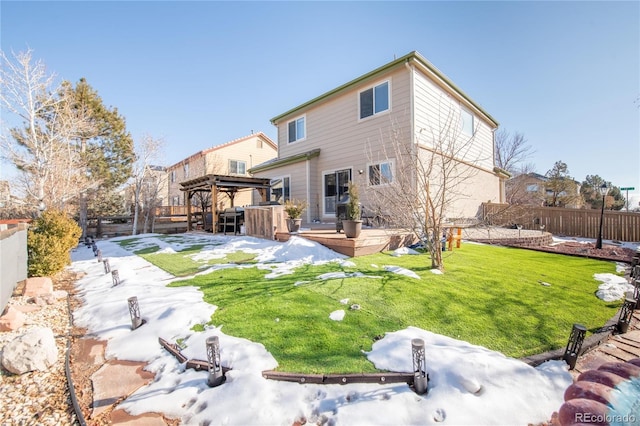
[212,184,218,233]
[186,190,192,231]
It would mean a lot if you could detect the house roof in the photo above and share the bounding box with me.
[249,148,321,174]
[167,132,277,169]
[270,51,498,128]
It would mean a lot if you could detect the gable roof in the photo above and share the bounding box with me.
[167,132,277,169]
[270,51,498,128]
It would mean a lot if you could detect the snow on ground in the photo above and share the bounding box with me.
[594,273,636,302]
[69,232,632,425]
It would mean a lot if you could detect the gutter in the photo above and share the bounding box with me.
[270,51,499,128]
[249,149,321,174]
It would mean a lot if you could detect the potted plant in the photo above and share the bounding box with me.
[283,199,307,233]
[343,182,362,238]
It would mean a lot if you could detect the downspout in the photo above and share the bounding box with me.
[306,158,311,223]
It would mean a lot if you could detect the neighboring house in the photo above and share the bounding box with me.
[166,132,277,209]
[506,173,583,208]
[250,51,504,224]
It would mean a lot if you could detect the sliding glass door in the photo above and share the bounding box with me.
[323,169,351,216]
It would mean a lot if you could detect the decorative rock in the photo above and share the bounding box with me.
[596,361,640,380]
[563,381,614,406]
[576,369,626,389]
[52,290,68,300]
[0,306,26,331]
[558,398,609,426]
[22,277,53,297]
[1,327,58,374]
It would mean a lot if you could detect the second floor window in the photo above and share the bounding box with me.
[288,116,305,143]
[360,81,389,119]
[229,160,246,175]
[460,107,474,136]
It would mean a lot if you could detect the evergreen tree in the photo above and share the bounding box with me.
[581,175,625,210]
[62,78,135,234]
[544,161,580,207]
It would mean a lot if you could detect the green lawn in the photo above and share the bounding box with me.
[129,239,621,374]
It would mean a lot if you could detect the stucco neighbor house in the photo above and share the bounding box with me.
[166,132,277,209]
[250,51,506,225]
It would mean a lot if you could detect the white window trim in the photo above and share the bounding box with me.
[358,79,391,122]
[367,159,395,187]
[460,106,474,136]
[270,175,291,203]
[229,159,247,175]
[287,115,306,144]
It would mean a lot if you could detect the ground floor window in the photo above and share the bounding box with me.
[368,160,393,186]
[270,176,290,204]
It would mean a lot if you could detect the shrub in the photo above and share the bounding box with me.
[346,182,361,220]
[283,199,308,219]
[27,210,82,277]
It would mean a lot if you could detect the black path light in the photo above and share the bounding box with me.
[411,338,429,395]
[633,278,640,310]
[111,269,120,286]
[206,336,225,387]
[562,324,587,370]
[103,258,111,274]
[128,296,143,330]
[595,183,608,250]
[617,298,636,334]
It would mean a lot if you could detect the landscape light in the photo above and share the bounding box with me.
[96,249,102,262]
[617,298,636,334]
[206,336,225,387]
[111,269,120,286]
[127,296,143,330]
[632,278,640,310]
[562,323,586,370]
[411,338,429,395]
[595,183,608,250]
[103,258,111,274]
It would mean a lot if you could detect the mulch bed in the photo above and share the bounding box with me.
[509,240,637,264]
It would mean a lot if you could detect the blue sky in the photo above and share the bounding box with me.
[2,1,639,203]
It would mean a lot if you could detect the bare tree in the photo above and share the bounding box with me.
[0,50,96,213]
[130,135,164,235]
[366,98,491,270]
[494,129,534,174]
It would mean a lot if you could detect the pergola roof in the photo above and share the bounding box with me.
[179,174,272,193]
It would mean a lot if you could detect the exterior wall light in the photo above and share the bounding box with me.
[206,336,225,387]
[411,338,429,395]
[562,323,586,370]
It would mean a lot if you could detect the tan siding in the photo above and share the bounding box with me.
[166,134,277,208]
[413,71,495,171]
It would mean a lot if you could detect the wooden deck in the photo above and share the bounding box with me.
[276,226,416,257]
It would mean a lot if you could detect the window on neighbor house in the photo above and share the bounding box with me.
[526,184,539,192]
[460,107,474,136]
[183,163,189,178]
[360,81,389,119]
[270,177,290,204]
[288,116,306,143]
[170,170,176,183]
[229,160,246,175]
[172,196,180,206]
[368,161,393,186]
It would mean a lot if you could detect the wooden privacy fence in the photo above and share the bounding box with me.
[481,203,640,242]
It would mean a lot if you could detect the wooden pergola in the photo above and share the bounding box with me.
[180,174,272,232]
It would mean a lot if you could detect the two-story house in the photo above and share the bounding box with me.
[166,132,277,209]
[251,51,504,224]
[506,172,583,208]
